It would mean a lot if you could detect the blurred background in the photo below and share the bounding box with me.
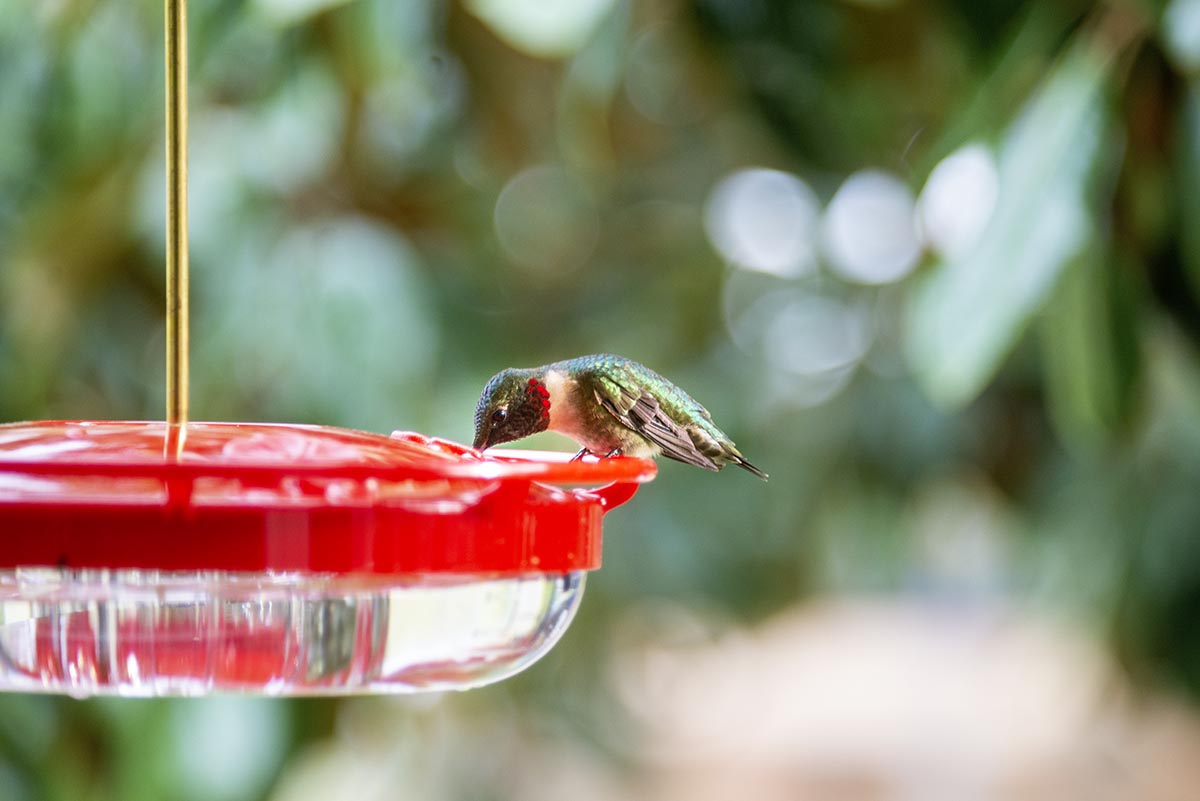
[2,0,1200,798]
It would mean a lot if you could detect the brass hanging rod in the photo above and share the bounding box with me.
[165,0,189,430]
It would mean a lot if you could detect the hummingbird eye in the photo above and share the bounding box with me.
[491,408,508,425]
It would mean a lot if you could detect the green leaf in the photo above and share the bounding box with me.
[252,0,354,27]
[1181,81,1200,301]
[1041,240,1141,448]
[906,37,1116,407]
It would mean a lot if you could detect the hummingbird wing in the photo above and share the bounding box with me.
[592,376,721,471]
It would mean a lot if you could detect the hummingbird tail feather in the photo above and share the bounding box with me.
[734,456,768,481]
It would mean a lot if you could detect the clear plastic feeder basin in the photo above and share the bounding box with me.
[0,421,655,696]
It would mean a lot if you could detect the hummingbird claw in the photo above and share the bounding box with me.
[604,448,623,459]
[569,448,590,462]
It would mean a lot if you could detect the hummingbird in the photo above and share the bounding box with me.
[472,354,767,480]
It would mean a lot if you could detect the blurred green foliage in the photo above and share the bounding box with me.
[2,0,1200,798]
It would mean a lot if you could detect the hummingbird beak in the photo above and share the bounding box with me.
[472,424,491,451]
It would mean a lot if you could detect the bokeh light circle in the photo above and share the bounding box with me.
[494,165,599,276]
[704,168,821,278]
[821,170,921,285]
[917,143,999,260]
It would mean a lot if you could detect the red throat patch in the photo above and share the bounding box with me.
[527,378,551,420]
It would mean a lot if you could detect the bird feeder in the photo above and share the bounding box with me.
[0,2,654,696]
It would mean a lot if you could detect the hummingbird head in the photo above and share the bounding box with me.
[473,369,551,451]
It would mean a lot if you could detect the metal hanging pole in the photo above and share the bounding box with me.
[165,0,189,431]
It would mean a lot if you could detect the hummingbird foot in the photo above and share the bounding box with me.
[569,447,622,461]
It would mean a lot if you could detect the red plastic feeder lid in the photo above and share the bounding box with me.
[0,421,655,575]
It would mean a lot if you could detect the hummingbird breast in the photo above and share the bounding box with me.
[543,369,659,457]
